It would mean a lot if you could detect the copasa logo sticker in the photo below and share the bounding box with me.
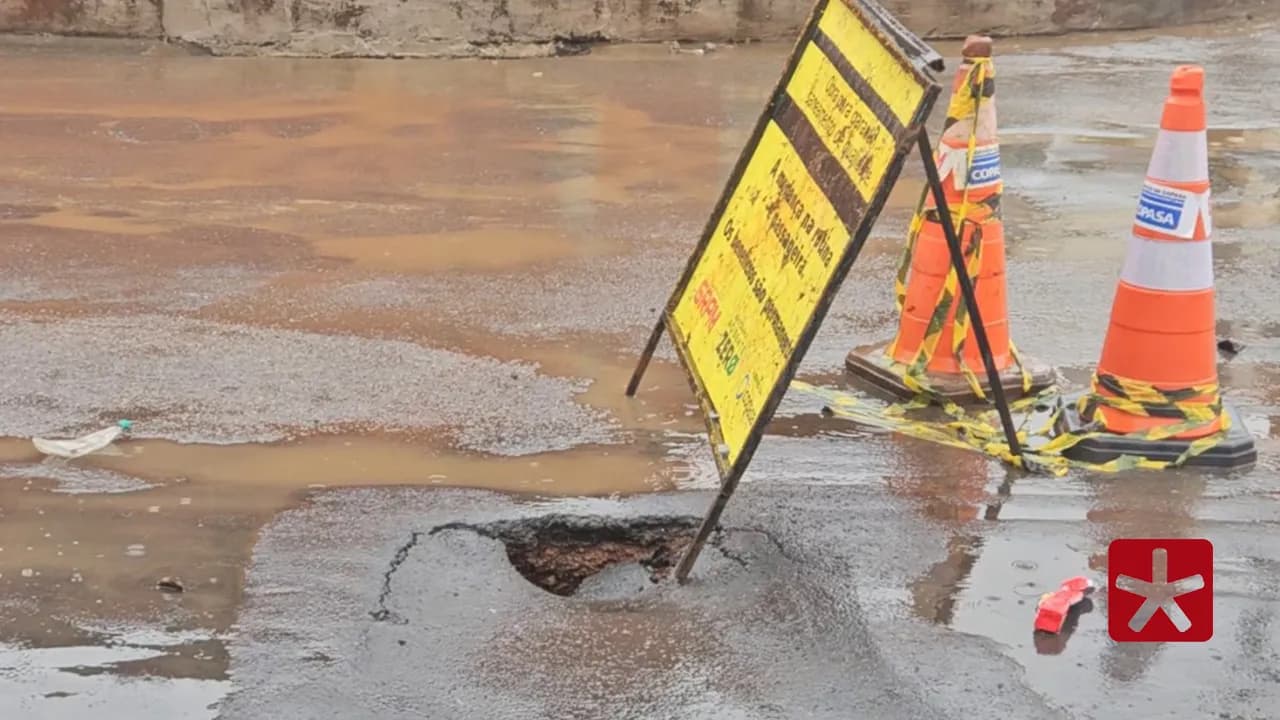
[966,145,1001,188]
[1136,184,1185,232]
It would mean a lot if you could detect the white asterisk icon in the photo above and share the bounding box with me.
[1115,547,1206,633]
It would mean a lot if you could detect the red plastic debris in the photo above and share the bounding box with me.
[1034,575,1095,634]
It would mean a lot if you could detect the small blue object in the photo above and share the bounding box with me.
[118,419,134,430]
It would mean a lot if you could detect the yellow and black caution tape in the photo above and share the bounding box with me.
[790,372,1231,476]
[886,55,1033,403]
[1073,373,1230,468]
[816,62,1230,473]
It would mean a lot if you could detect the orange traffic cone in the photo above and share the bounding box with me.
[845,35,1052,403]
[1059,65,1255,468]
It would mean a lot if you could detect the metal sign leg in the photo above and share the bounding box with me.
[626,316,667,397]
[916,130,1023,458]
[673,466,742,584]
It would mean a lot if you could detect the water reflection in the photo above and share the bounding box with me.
[898,433,1278,714]
[0,627,229,720]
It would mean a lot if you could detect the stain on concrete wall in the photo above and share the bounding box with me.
[882,0,1271,38]
[162,0,291,47]
[0,0,161,36]
[0,0,1274,56]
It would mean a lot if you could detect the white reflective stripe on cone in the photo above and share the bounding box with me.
[1120,234,1214,291]
[1147,129,1209,183]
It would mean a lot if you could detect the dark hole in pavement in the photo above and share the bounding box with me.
[373,514,768,622]
[486,515,703,596]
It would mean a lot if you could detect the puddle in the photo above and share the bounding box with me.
[11,206,173,236]
[0,203,58,220]
[311,227,585,273]
[0,461,155,494]
[0,627,229,720]
[0,431,710,661]
[0,433,695,496]
[895,444,1280,715]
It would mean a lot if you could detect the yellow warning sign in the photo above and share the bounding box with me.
[662,0,940,477]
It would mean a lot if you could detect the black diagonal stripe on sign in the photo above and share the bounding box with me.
[810,29,907,140]
[772,93,866,232]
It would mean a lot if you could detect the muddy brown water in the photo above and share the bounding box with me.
[0,36,748,692]
[0,34,880,642]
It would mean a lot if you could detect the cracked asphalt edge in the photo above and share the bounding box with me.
[367,515,776,622]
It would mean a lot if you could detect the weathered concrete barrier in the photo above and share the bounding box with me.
[0,0,1273,57]
[0,0,162,37]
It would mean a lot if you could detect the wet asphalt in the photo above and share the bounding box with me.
[0,314,613,452]
[0,18,1278,720]
[219,486,1060,720]
[218,469,1278,719]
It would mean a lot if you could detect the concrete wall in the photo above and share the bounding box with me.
[0,0,160,36]
[0,0,1272,56]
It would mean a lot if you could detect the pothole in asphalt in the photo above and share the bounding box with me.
[486,515,702,596]
[372,513,750,622]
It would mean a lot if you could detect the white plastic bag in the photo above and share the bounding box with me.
[33,420,134,459]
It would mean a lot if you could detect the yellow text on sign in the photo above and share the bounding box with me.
[785,42,899,201]
[671,120,851,467]
[815,0,923,126]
